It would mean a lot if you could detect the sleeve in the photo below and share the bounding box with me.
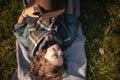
[13,22,31,47]
[12,40,32,80]
[13,16,38,47]
[64,14,79,43]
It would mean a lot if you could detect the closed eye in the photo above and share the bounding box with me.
[52,54,59,58]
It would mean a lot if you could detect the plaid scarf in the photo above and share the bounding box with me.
[28,17,64,56]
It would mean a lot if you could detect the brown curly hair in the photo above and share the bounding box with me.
[30,49,65,80]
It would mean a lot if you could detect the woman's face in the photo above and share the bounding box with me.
[44,44,63,66]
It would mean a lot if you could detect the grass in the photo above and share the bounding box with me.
[0,0,23,80]
[80,0,120,80]
[0,0,120,80]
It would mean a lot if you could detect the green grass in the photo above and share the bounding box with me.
[80,0,120,80]
[0,0,120,80]
[0,0,23,80]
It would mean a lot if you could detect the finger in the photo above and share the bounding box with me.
[30,14,39,18]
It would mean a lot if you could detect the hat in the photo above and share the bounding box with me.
[27,0,65,18]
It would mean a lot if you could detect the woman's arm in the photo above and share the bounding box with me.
[17,15,26,23]
[18,4,39,24]
[14,4,40,47]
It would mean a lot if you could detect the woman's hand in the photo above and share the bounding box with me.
[24,4,40,18]
[18,4,41,23]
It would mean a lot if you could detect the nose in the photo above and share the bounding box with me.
[54,45,61,50]
[53,47,62,57]
[55,48,63,57]
[58,52,63,57]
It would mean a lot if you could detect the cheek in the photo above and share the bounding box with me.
[60,58,63,65]
[57,60,63,66]
[47,48,54,54]
[53,57,63,66]
[44,51,54,61]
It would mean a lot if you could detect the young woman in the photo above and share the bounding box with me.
[13,0,67,79]
[30,44,65,80]
[13,0,84,80]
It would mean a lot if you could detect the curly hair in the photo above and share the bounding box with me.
[30,49,65,80]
